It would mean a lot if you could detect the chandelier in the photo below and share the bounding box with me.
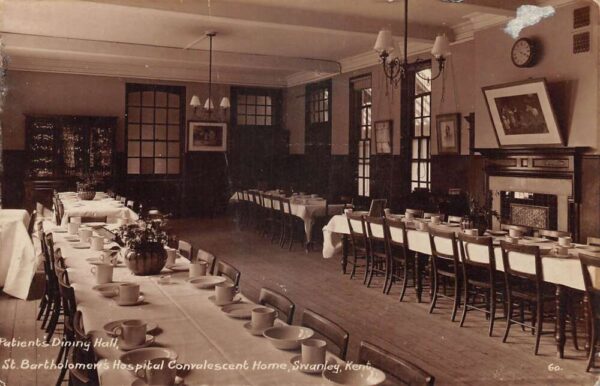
[374,0,451,87]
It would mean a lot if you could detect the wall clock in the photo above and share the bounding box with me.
[511,38,537,68]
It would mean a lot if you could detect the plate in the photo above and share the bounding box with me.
[72,242,90,249]
[486,230,508,236]
[208,295,242,307]
[546,253,572,259]
[115,295,145,306]
[103,320,158,336]
[50,227,68,233]
[243,321,269,336]
[322,364,386,386]
[87,222,106,228]
[222,303,257,319]
[64,236,80,242]
[187,276,226,289]
[119,348,177,376]
[522,237,551,243]
[290,355,337,374]
[444,223,460,227]
[118,334,155,351]
[165,263,189,272]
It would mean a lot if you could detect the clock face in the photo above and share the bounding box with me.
[511,38,535,67]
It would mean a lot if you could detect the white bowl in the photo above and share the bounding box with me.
[187,276,227,289]
[263,326,314,350]
[119,347,177,374]
[322,364,386,385]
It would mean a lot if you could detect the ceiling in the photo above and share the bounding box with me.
[0,0,567,87]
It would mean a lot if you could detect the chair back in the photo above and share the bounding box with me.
[196,249,216,274]
[579,254,600,323]
[178,240,193,261]
[346,212,368,253]
[270,195,282,212]
[457,233,496,270]
[126,200,135,209]
[280,197,292,215]
[499,241,542,282]
[120,196,127,204]
[447,215,462,224]
[538,229,571,240]
[587,236,600,247]
[405,208,424,218]
[358,341,435,386]
[215,260,241,288]
[385,217,408,247]
[365,216,387,257]
[301,309,349,360]
[57,270,77,321]
[368,199,387,217]
[428,227,459,265]
[70,311,100,386]
[27,210,37,238]
[259,287,295,324]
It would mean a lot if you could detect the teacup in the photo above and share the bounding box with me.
[384,208,391,216]
[165,247,177,266]
[79,228,93,243]
[68,222,79,235]
[405,212,415,220]
[251,307,277,331]
[90,236,104,251]
[189,261,208,278]
[135,357,177,386]
[416,221,428,232]
[215,282,236,304]
[70,217,82,224]
[430,215,442,225]
[506,236,520,244]
[555,246,569,255]
[464,229,479,236]
[508,229,523,238]
[90,264,113,284]
[116,283,141,305]
[112,319,146,346]
[344,209,353,215]
[558,236,572,247]
[301,339,327,366]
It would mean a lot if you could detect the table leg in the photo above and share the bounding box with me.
[583,292,591,353]
[415,253,423,303]
[555,285,567,359]
[341,235,349,274]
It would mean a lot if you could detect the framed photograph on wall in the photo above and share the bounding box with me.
[187,121,227,152]
[374,120,392,154]
[482,78,563,147]
[436,113,461,155]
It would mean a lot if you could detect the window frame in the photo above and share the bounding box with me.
[410,66,432,192]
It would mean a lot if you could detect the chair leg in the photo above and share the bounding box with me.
[55,345,69,386]
[567,299,579,351]
[350,256,357,280]
[451,277,461,322]
[519,302,526,331]
[459,282,469,327]
[429,270,438,314]
[37,294,48,321]
[45,304,60,342]
[399,262,409,301]
[382,261,391,294]
[586,323,597,372]
[534,302,543,355]
[41,296,53,329]
[363,256,370,285]
[503,300,513,343]
[367,258,376,288]
[489,290,497,337]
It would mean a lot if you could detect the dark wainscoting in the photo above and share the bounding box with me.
[1,150,26,208]
[183,152,231,217]
[580,155,600,241]
[431,155,486,200]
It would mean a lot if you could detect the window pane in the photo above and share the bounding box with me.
[142,125,153,140]
[167,159,180,174]
[421,139,429,159]
[140,158,153,174]
[247,105,256,115]
[358,181,364,196]
[266,96,271,106]
[257,96,266,105]
[247,95,256,105]
[412,140,419,159]
[155,108,167,124]
[167,93,179,107]
[422,117,431,136]
[247,115,256,125]
[141,142,154,157]
[142,91,154,106]
[412,162,419,179]
[128,141,140,157]
[362,88,372,105]
[239,115,247,125]
[324,111,329,122]
[168,142,180,157]
[238,95,247,104]
[265,117,272,126]
[238,105,246,114]
[414,98,422,117]
[128,92,141,106]
[414,118,422,137]
[167,125,179,140]
[415,70,432,94]
[127,158,140,174]
[256,116,266,126]
[423,95,431,116]
[155,141,167,157]
[168,109,180,124]
[365,182,370,197]
[419,162,427,180]
[141,108,154,123]
[155,92,167,107]
[128,124,140,139]
[257,105,265,115]
[155,125,167,140]
[154,158,167,174]
[127,107,140,122]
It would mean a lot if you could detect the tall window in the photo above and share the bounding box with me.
[126,84,184,175]
[237,93,273,126]
[411,68,432,191]
[350,76,372,198]
[308,86,329,124]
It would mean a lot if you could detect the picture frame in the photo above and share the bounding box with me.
[436,113,461,155]
[374,120,392,154]
[187,121,227,152]
[482,78,563,147]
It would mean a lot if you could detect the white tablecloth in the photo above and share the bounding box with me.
[59,194,139,226]
[231,192,345,242]
[0,209,37,299]
[49,221,344,385]
[323,214,600,291]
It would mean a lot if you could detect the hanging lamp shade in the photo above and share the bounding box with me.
[373,29,394,54]
[204,97,215,111]
[219,97,231,109]
[431,33,451,59]
[190,95,201,107]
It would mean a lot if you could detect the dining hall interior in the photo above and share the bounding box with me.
[1,0,600,385]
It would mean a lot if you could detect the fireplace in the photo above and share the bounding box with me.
[480,148,584,239]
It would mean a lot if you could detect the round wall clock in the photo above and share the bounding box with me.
[511,38,537,68]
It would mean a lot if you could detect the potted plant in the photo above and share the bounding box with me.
[468,192,499,235]
[76,176,98,200]
[115,219,169,275]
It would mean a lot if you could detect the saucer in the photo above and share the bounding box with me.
[87,222,106,228]
[115,295,145,306]
[165,263,189,272]
[290,355,337,374]
[243,321,270,336]
[104,320,158,336]
[221,303,257,319]
[51,227,68,233]
[119,334,155,351]
[208,295,242,307]
[64,236,80,242]
[72,242,90,249]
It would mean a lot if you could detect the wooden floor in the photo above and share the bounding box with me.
[1,215,599,385]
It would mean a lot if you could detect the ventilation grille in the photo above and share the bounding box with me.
[573,6,590,29]
[573,32,590,54]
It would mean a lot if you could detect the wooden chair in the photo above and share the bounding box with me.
[120,196,127,204]
[384,217,414,301]
[587,236,600,247]
[42,233,62,342]
[405,208,424,218]
[579,253,600,371]
[196,248,216,275]
[27,210,37,238]
[365,216,389,289]
[36,230,52,324]
[457,233,503,336]
[178,240,193,261]
[126,200,135,210]
[301,309,349,360]
[279,197,303,251]
[215,260,241,288]
[56,269,77,385]
[500,241,555,355]
[538,229,571,240]
[258,287,295,324]
[346,213,369,282]
[358,341,435,386]
[447,215,462,224]
[70,310,100,386]
[428,227,462,321]
[269,196,284,245]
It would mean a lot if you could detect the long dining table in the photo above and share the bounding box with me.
[322,213,600,359]
[58,192,139,226]
[48,221,346,385]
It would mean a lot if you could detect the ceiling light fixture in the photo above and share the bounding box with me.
[374,0,451,87]
[190,31,230,119]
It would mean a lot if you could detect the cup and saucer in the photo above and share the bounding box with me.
[243,321,270,336]
[119,335,155,351]
[208,294,242,307]
[116,295,145,306]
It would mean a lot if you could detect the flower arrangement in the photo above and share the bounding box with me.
[468,192,500,232]
[115,219,169,275]
[76,176,100,200]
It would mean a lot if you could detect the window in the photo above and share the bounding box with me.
[410,68,432,191]
[237,93,273,126]
[126,84,184,175]
[308,86,329,124]
[356,87,372,197]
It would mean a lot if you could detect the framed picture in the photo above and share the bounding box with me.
[482,78,563,147]
[374,120,392,154]
[187,121,227,152]
[436,113,461,155]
